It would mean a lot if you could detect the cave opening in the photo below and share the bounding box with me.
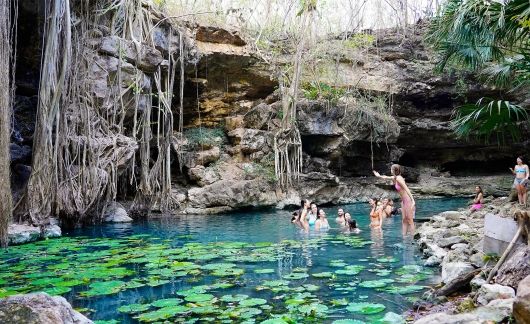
[441,157,515,176]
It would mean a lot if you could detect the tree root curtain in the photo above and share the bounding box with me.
[21,0,189,226]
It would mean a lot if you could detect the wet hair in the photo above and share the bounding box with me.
[300,199,307,207]
[348,219,358,230]
[291,211,300,222]
[475,186,483,200]
[370,198,379,205]
[391,164,402,175]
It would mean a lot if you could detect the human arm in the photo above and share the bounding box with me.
[526,165,529,180]
[510,166,516,175]
[373,170,393,180]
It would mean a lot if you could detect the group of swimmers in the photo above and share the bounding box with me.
[291,202,361,233]
[291,164,417,236]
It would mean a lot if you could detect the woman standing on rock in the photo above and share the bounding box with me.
[510,157,529,207]
[373,164,416,236]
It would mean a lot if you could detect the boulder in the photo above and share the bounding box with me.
[476,284,515,306]
[243,103,275,130]
[442,262,475,284]
[470,276,487,291]
[103,202,132,223]
[413,312,480,324]
[440,211,464,221]
[7,224,40,245]
[183,147,221,168]
[228,129,272,154]
[188,166,220,186]
[514,275,530,324]
[224,115,244,131]
[495,245,530,289]
[470,252,486,268]
[414,298,513,324]
[44,225,62,238]
[439,236,467,248]
[0,293,92,324]
[99,36,163,72]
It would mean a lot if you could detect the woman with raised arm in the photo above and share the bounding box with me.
[510,156,529,207]
[298,199,310,232]
[368,198,383,229]
[373,164,415,236]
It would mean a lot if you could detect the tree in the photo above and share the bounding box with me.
[0,0,16,247]
[428,0,530,143]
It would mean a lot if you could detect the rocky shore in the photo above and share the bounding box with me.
[410,196,530,323]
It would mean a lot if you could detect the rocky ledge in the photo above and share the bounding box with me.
[410,197,530,323]
[8,222,61,245]
[0,293,92,324]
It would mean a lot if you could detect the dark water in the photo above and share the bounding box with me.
[0,198,466,323]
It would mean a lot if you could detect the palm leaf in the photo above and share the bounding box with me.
[451,98,529,144]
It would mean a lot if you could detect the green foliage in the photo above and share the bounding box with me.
[428,0,530,143]
[184,127,226,149]
[483,253,500,263]
[343,34,375,49]
[451,98,529,144]
[301,81,345,104]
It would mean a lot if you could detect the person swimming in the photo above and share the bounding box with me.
[346,218,361,234]
[381,198,393,218]
[344,212,352,222]
[335,208,346,227]
[307,203,318,226]
[298,199,310,232]
[315,209,330,231]
[369,198,382,229]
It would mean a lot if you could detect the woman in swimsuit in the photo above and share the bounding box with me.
[307,203,318,226]
[470,186,484,213]
[315,209,330,231]
[368,198,382,229]
[510,156,529,207]
[381,198,393,218]
[298,199,310,232]
[346,219,361,233]
[374,164,416,236]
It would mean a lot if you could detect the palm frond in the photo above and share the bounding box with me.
[451,98,530,144]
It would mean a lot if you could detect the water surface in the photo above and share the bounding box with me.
[0,198,466,323]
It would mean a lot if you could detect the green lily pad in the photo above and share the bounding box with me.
[332,320,365,324]
[135,305,189,322]
[151,298,183,308]
[202,263,236,270]
[184,293,215,303]
[191,305,218,315]
[254,269,275,274]
[43,286,72,295]
[298,303,328,316]
[240,298,267,307]
[117,303,151,314]
[81,280,125,297]
[380,285,425,294]
[346,302,386,314]
[220,294,249,303]
[282,272,309,280]
[359,279,394,288]
[312,272,334,278]
[212,268,244,277]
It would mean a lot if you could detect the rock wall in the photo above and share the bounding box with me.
[10,4,529,216]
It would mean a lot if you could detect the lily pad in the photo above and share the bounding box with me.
[298,303,328,316]
[312,272,334,278]
[220,294,249,303]
[240,298,267,307]
[212,268,244,277]
[346,302,386,314]
[254,269,275,274]
[135,305,189,322]
[81,280,125,297]
[117,303,151,314]
[184,293,215,303]
[151,298,183,308]
[359,279,394,289]
[282,272,309,280]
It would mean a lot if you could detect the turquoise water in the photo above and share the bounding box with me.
[0,198,466,323]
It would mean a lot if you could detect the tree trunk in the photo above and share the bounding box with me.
[0,0,14,247]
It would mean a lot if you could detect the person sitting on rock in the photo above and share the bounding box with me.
[470,186,484,213]
[315,209,330,231]
[335,208,346,227]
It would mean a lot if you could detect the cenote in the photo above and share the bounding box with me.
[0,198,466,323]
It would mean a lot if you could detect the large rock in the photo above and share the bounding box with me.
[495,245,530,289]
[99,36,164,72]
[476,284,515,306]
[228,128,272,154]
[414,298,513,324]
[103,202,133,223]
[441,262,475,284]
[0,293,92,324]
[439,236,466,248]
[183,147,221,168]
[514,275,530,324]
[243,103,275,130]
[8,223,62,245]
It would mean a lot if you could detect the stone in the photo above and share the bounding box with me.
[451,243,469,251]
[476,284,515,305]
[243,103,275,130]
[484,213,524,255]
[439,236,466,248]
[228,128,273,154]
[413,312,480,324]
[183,147,221,168]
[224,115,244,131]
[103,202,132,223]
[441,262,475,284]
[495,245,530,289]
[195,25,247,46]
[188,166,220,186]
[424,255,442,267]
[470,252,486,268]
[44,225,62,238]
[470,276,487,291]
[440,211,464,221]
[99,36,163,72]
[0,293,92,324]
[8,224,40,245]
[514,275,530,324]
